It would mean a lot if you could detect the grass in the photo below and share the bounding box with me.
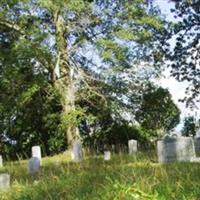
[0,152,200,200]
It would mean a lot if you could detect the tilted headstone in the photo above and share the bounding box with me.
[128,139,137,154]
[32,146,42,161]
[157,136,196,163]
[104,151,111,161]
[71,142,83,162]
[0,174,10,191]
[0,155,3,168]
[28,157,40,173]
[194,137,200,154]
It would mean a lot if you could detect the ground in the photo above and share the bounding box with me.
[0,152,200,200]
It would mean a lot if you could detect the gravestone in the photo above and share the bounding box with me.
[104,151,111,161]
[128,139,137,154]
[32,146,42,161]
[111,144,115,152]
[71,142,82,162]
[157,136,196,163]
[194,137,200,154]
[28,157,40,173]
[0,155,2,168]
[0,174,10,191]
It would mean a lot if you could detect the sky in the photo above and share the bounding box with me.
[155,0,199,131]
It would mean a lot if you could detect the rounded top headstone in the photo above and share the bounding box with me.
[32,146,42,161]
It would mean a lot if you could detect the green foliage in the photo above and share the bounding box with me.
[135,85,180,136]
[38,0,89,13]
[0,0,165,158]
[18,84,40,107]
[164,0,200,104]
[181,116,196,137]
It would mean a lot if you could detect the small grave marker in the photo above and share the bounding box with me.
[0,174,10,191]
[104,151,111,161]
[128,139,137,154]
[28,157,40,173]
[71,142,83,162]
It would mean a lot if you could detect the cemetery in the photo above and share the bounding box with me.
[1,0,200,199]
[1,135,200,199]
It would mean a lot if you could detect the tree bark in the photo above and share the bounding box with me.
[53,10,80,150]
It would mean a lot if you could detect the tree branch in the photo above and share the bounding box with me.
[0,20,25,35]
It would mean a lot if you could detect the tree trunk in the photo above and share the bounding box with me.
[53,10,80,150]
[63,68,80,149]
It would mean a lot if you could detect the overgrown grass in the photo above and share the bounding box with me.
[0,152,200,200]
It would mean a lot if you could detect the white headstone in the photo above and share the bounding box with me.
[0,174,10,191]
[104,151,111,161]
[28,157,40,173]
[157,136,196,163]
[128,139,137,154]
[71,142,82,162]
[32,146,42,161]
[0,155,3,168]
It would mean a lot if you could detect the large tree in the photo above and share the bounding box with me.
[135,85,180,136]
[0,0,164,154]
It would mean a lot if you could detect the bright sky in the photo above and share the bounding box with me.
[155,0,199,131]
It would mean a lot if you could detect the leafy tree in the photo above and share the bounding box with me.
[165,0,200,105]
[181,116,196,137]
[135,85,180,136]
[0,0,164,156]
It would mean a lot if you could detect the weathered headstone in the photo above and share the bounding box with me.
[28,157,40,173]
[111,144,115,152]
[0,155,3,168]
[32,146,42,161]
[157,136,196,163]
[194,137,200,154]
[71,142,82,162]
[0,174,10,191]
[128,139,137,154]
[104,151,111,161]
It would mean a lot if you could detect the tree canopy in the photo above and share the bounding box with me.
[0,0,166,158]
[165,0,200,105]
[135,85,180,136]
[181,116,196,137]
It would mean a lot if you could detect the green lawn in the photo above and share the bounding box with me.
[0,152,200,200]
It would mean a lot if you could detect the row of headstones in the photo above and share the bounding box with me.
[157,136,200,163]
[0,140,137,191]
[2,137,200,191]
[71,139,137,161]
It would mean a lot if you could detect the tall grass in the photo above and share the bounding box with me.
[0,152,200,200]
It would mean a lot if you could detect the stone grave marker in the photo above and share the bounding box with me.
[71,142,83,162]
[157,136,196,163]
[32,146,42,161]
[0,155,2,168]
[128,139,137,154]
[111,144,115,152]
[0,173,10,191]
[104,151,111,161]
[194,137,200,154]
[28,157,40,173]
